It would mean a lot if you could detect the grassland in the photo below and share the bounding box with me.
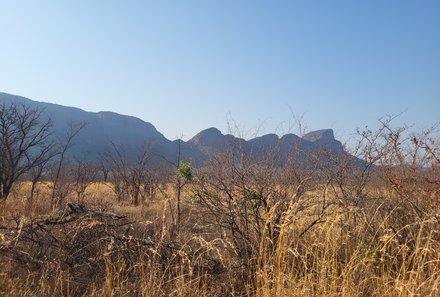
[0,170,438,297]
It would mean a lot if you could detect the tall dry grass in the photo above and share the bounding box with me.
[0,179,438,297]
[256,205,439,296]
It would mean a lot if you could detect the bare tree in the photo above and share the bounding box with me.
[72,159,98,203]
[97,155,111,182]
[28,163,46,205]
[50,122,86,209]
[0,103,56,201]
[104,141,155,206]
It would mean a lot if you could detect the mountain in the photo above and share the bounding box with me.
[0,92,349,165]
[0,92,170,161]
[188,127,242,155]
[187,127,346,166]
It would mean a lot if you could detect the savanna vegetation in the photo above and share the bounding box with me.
[0,104,439,296]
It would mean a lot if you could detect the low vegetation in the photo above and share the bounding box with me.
[0,104,438,296]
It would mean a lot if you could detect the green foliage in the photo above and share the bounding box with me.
[244,188,266,210]
[188,190,200,203]
[176,160,193,181]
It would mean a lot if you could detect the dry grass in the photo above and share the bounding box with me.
[0,171,439,297]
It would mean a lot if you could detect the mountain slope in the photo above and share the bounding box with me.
[0,92,170,160]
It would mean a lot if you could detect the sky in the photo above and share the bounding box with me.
[0,1,439,142]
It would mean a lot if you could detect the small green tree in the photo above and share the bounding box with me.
[175,160,192,232]
[176,160,193,181]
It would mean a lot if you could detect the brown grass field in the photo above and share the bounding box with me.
[0,171,439,297]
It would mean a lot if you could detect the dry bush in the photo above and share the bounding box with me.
[252,118,440,296]
[0,202,227,296]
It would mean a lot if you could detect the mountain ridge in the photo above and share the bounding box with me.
[0,92,346,165]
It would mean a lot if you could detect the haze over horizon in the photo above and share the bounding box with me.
[1,1,439,141]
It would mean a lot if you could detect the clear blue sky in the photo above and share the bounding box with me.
[1,1,439,141]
